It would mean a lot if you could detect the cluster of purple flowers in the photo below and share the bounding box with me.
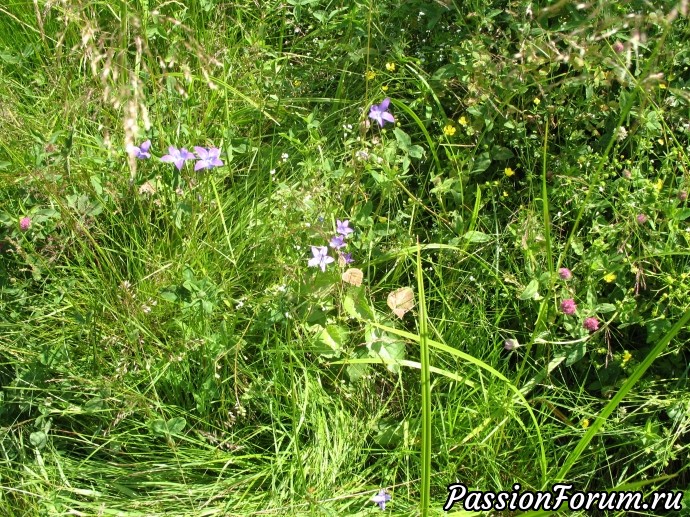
[559,298,600,333]
[307,219,355,272]
[127,140,224,171]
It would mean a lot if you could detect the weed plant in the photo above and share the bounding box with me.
[1,0,689,515]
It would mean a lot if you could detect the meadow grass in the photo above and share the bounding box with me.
[1,0,690,515]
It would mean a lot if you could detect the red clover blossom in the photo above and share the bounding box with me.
[558,268,572,280]
[560,298,577,315]
[583,317,599,332]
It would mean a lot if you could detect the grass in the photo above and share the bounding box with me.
[1,0,690,515]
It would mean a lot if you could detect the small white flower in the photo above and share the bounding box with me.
[615,126,628,142]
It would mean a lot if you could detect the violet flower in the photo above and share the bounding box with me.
[330,235,346,250]
[128,140,151,159]
[308,246,334,272]
[194,147,224,171]
[372,489,391,510]
[369,98,395,127]
[336,219,354,237]
[342,252,354,264]
[161,146,195,171]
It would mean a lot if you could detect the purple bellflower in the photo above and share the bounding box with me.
[369,98,395,127]
[161,146,196,171]
[128,140,151,159]
[336,219,354,237]
[330,235,346,250]
[342,252,354,264]
[194,147,224,171]
[308,246,335,272]
[372,489,391,510]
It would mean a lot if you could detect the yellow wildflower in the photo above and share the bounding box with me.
[504,167,515,177]
[581,419,590,429]
[365,70,376,80]
[293,80,302,86]
[654,178,664,192]
[502,191,509,198]
[622,351,632,363]
[458,116,468,127]
[533,97,541,105]
[385,62,396,72]
[659,83,667,89]
[604,272,616,283]
[381,85,389,92]
[443,124,456,136]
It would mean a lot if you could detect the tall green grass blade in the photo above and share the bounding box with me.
[416,238,432,516]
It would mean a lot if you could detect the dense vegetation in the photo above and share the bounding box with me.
[1,0,689,515]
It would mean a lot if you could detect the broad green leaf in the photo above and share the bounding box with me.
[30,431,47,449]
[366,325,405,373]
[519,279,540,300]
[491,146,514,160]
[167,417,186,434]
[315,324,348,358]
[565,342,587,366]
[463,231,491,243]
[149,419,168,436]
[570,238,584,256]
[84,397,104,412]
[342,286,374,320]
[471,152,492,173]
[595,303,616,313]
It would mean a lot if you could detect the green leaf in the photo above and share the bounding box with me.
[393,128,411,150]
[675,209,690,221]
[373,418,405,448]
[167,417,186,435]
[342,286,374,320]
[595,303,616,313]
[407,145,425,159]
[463,230,491,243]
[566,342,587,366]
[90,175,103,196]
[346,347,370,381]
[149,419,168,436]
[471,152,492,173]
[315,324,348,358]
[84,397,104,412]
[571,238,584,256]
[491,146,514,160]
[519,279,540,300]
[366,325,405,373]
[160,290,177,302]
[30,431,47,449]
